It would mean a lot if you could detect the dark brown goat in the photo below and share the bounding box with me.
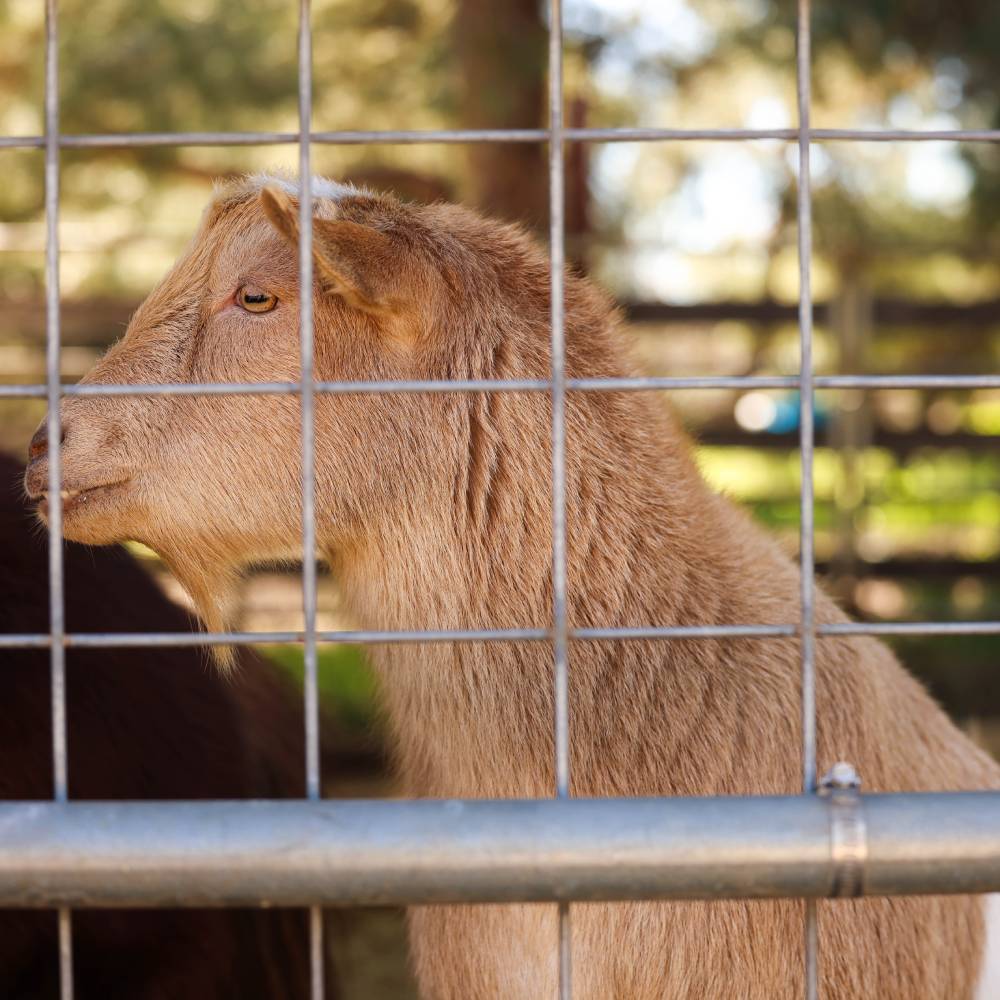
[0,452,320,1000]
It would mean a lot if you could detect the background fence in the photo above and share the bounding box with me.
[2,0,1000,999]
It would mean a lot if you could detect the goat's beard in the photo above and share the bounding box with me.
[162,546,243,673]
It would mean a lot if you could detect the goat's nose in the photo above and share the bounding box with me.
[28,421,65,462]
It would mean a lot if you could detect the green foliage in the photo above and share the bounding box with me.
[0,0,461,228]
[262,643,381,736]
[701,444,1000,563]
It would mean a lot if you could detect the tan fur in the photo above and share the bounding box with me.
[25,177,1000,999]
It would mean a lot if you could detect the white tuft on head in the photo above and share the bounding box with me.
[244,171,363,204]
[209,172,373,224]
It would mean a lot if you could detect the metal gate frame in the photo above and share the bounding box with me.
[3,1,1000,998]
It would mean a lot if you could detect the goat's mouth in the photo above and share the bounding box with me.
[33,480,131,521]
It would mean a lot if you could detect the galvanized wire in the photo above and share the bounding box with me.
[795,1,820,996]
[296,0,325,996]
[547,0,573,994]
[7,373,1000,400]
[43,0,66,816]
[4,126,1000,150]
[42,1,74,997]
[4,619,1000,651]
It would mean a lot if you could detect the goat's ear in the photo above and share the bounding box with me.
[259,184,400,314]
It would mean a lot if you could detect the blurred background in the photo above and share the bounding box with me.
[1,1,999,990]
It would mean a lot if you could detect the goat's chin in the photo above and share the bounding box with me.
[34,481,137,546]
[45,509,130,547]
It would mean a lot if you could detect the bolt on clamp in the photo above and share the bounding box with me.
[819,762,867,898]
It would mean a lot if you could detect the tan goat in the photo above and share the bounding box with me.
[25,175,1000,999]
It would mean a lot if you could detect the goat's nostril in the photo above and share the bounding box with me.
[28,422,65,462]
[28,427,47,461]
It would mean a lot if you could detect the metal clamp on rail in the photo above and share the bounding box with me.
[819,762,867,897]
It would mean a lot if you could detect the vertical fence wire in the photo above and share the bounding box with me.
[547,0,572,995]
[796,0,818,997]
[549,0,573,1000]
[297,0,324,996]
[44,1,74,997]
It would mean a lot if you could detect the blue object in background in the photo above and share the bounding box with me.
[766,392,830,434]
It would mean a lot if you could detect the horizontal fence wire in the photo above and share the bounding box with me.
[5,374,1000,398]
[4,621,1000,651]
[3,127,1000,149]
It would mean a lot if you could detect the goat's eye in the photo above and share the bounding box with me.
[236,285,278,314]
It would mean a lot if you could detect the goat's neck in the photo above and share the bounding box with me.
[329,423,765,798]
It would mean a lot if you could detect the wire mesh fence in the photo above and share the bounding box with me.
[2,1,1000,999]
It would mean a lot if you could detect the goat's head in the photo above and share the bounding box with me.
[24,176,558,636]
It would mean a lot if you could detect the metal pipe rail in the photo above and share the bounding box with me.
[2,793,999,908]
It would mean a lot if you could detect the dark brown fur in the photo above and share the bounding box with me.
[1,453,318,1000]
